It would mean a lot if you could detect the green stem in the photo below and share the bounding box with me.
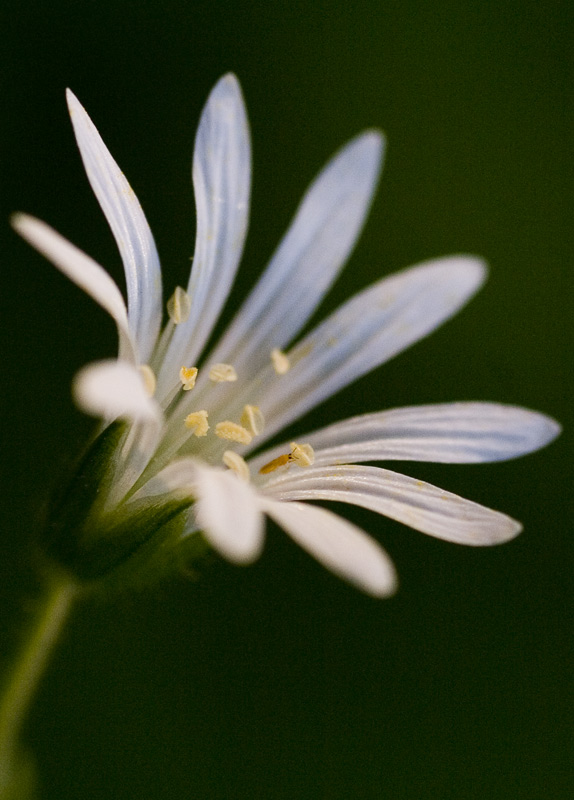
[0,575,77,794]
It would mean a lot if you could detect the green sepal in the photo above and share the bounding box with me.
[92,515,213,597]
[42,421,126,555]
[40,422,195,585]
[45,489,194,583]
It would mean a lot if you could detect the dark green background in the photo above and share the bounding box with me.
[1,1,572,797]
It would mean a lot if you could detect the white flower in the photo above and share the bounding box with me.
[12,74,560,597]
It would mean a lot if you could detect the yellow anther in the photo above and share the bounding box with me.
[179,366,198,391]
[215,421,252,445]
[209,363,238,383]
[167,286,192,324]
[184,410,209,437]
[138,364,157,397]
[222,451,250,482]
[289,442,315,467]
[240,404,265,437]
[271,347,290,375]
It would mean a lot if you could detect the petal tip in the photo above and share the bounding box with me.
[360,127,387,154]
[65,87,82,114]
[72,359,161,424]
[10,211,28,234]
[192,465,264,566]
[221,71,240,87]
[474,515,523,547]
[543,416,562,444]
[212,72,244,104]
[454,253,489,284]
[499,517,523,544]
[366,560,399,599]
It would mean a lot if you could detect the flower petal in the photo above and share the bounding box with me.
[263,465,521,546]
[73,359,161,424]
[207,130,384,377]
[250,402,561,471]
[190,461,264,563]
[12,214,137,364]
[66,89,162,363]
[255,256,487,442]
[158,74,251,393]
[197,255,487,451]
[261,497,397,597]
[127,458,198,501]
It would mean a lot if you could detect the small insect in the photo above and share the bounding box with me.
[259,442,315,475]
[259,453,292,474]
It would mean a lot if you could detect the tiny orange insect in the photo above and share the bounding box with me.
[259,453,291,474]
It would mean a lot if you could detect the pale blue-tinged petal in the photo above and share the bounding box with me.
[73,359,161,424]
[202,255,487,448]
[127,458,198,502]
[190,462,264,563]
[12,214,137,364]
[261,497,398,597]
[157,74,251,394]
[207,131,384,377]
[249,402,561,472]
[263,465,521,546]
[259,255,487,441]
[66,90,162,363]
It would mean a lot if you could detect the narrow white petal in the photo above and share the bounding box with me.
[12,214,137,364]
[263,465,521,546]
[157,74,251,394]
[261,497,397,597]
[256,256,487,442]
[128,458,198,501]
[191,462,264,564]
[73,359,161,424]
[207,131,384,377]
[250,402,561,471]
[66,90,162,363]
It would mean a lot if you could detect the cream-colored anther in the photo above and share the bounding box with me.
[167,286,192,324]
[209,363,238,383]
[215,421,253,445]
[138,364,157,397]
[184,410,209,437]
[240,404,265,437]
[179,366,198,391]
[271,348,290,375]
[289,442,315,467]
[222,451,251,482]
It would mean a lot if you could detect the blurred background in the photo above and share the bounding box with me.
[0,0,572,797]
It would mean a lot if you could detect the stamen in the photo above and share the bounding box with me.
[240,404,265,436]
[179,366,198,391]
[222,451,250,482]
[209,363,238,383]
[184,410,209,437]
[167,286,191,324]
[271,348,290,375]
[215,421,252,445]
[289,442,315,467]
[259,442,315,474]
[138,364,157,397]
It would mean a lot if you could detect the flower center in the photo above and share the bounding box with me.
[142,288,314,486]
